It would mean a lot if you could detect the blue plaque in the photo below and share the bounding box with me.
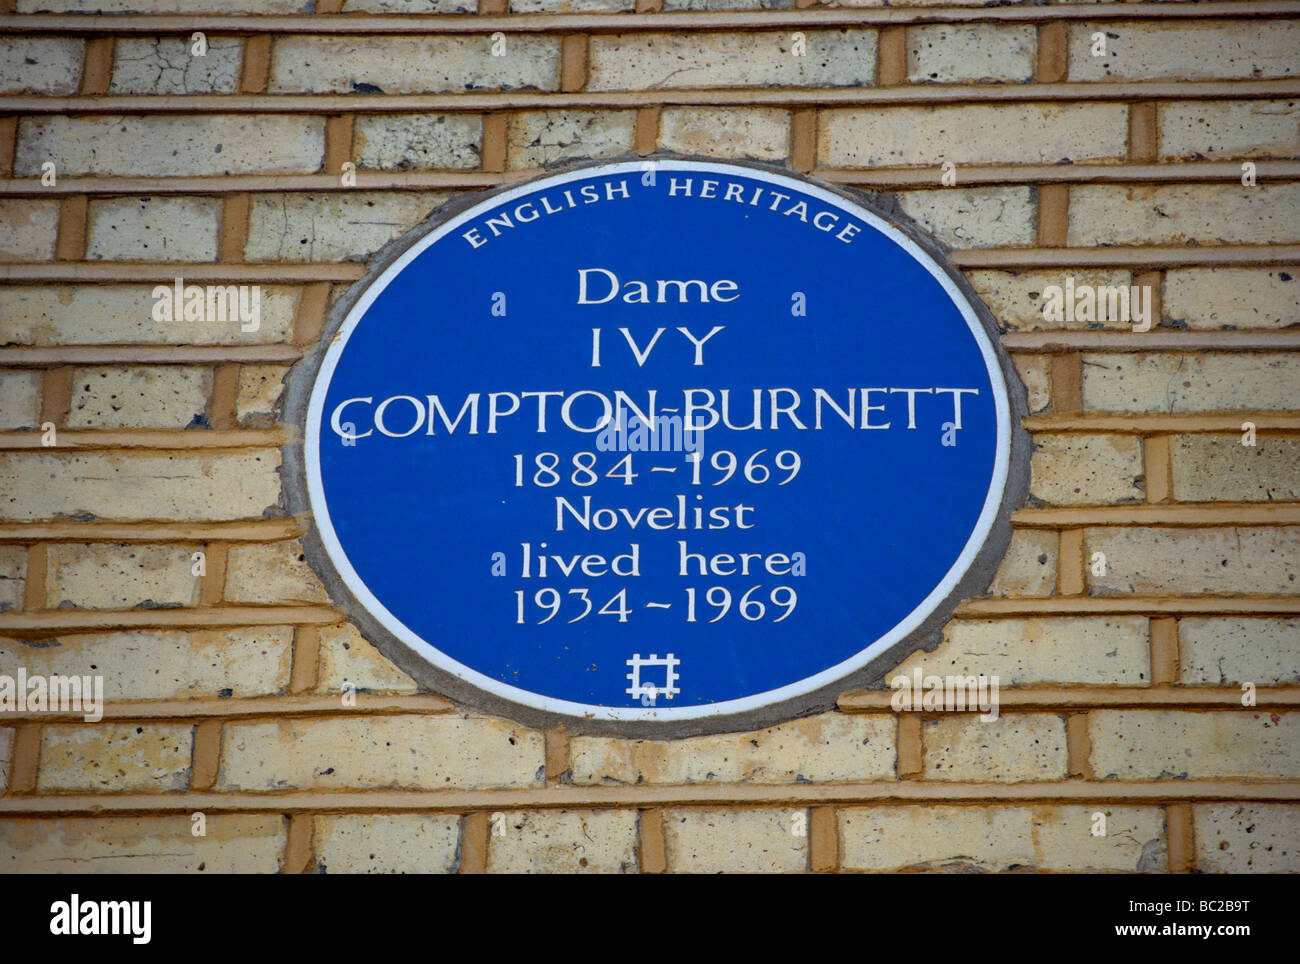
[289,159,1025,733]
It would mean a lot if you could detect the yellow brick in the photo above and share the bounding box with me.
[1030,435,1145,505]
[487,810,639,873]
[908,25,1035,84]
[86,197,222,262]
[270,36,561,94]
[315,621,419,695]
[0,199,60,262]
[0,370,42,430]
[1085,527,1299,596]
[224,541,329,605]
[840,805,1166,872]
[969,270,1134,332]
[1195,804,1300,873]
[569,712,895,785]
[1160,101,1299,160]
[665,808,807,873]
[0,285,300,347]
[1069,21,1300,82]
[38,724,194,792]
[1082,352,1299,413]
[896,616,1150,685]
[589,31,875,91]
[218,715,544,790]
[0,452,282,522]
[507,111,635,169]
[1172,435,1300,502]
[923,714,1068,781]
[66,366,213,430]
[988,529,1057,596]
[314,814,461,874]
[1165,267,1300,330]
[0,628,294,700]
[46,543,201,610]
[1180,617,1300,686]
[0,815,285,873]
[1089,711,1299,780]
[659,108,790,162]
[1067,185,1300,246]
[0,545,26,612]
[16,116,325,177]
[243,192,451,262]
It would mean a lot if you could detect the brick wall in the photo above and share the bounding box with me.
[0,0,1297,873]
